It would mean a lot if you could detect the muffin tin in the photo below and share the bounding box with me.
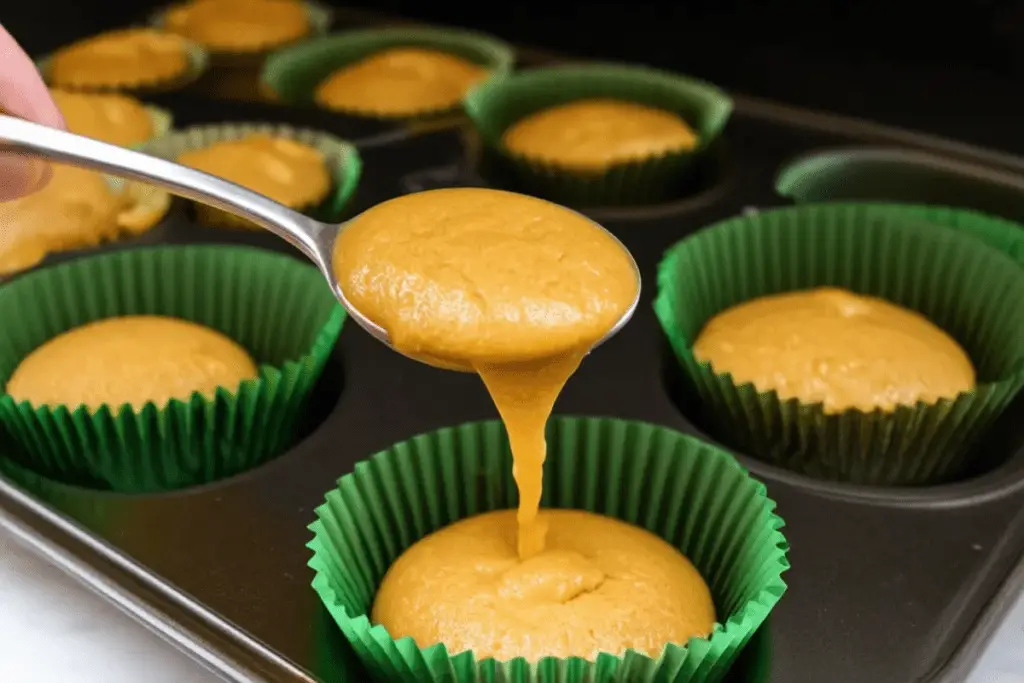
[2,7,1024,683]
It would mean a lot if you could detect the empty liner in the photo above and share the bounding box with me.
[309,416,789,683]
[141,122,362,229]
[261,26,514,119]
[463,63,732,206]
[0,245,345,493]
[654,203,1024,485]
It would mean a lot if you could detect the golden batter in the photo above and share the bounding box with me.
[164,0,310,52]
[51,90,155,147]
[693,287,976,413]
[0,163,170,275]
[314,48,489,117]
[6,316,258,411]
[177,134,330,228]
[333,188,638,558]
[49,29,191,91]
[502,99,699,172]
[372,509,715,661]
[0,165,123,275]
[178,134,329,207]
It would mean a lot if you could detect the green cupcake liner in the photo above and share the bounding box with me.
[463,63,732,207]
[152,0,334,67]
[0,245,345,493]
[785,202,1024,267]
[38,35,209,95]
[309,416,789,683]
[654,203,1024,486]
[774,148,1024,227]
[140,122,362,229]
[142,105,175,147]
[261,27,515,119]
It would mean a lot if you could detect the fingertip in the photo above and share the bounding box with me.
[0,155,50,201]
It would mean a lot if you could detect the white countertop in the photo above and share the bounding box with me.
[0,522,1021,683]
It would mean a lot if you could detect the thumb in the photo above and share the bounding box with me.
[0,23,64,201]
[0,153,51,201]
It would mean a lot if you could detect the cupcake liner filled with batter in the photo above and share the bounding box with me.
[0,169,173,278]
[654,203,1024,486]
[39,29,209,95]
[309,416,789,683]
[463,63,732,207]
[152,0,333,66]
[0,245,344,493]
[141,122,362,230]
[261,27,514,120]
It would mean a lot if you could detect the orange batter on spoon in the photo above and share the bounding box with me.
[332,188,638,558]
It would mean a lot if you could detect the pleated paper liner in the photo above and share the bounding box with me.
[37,34,210,95]
[261,27,515,120]
[0,245,345,493]
[152,0,334,68]
[654,203,1024,486]
[309,416,789,683]
[463,64,733,207]
[141,122,363,230]
[803,202,1024,266]
[143,105,175,145]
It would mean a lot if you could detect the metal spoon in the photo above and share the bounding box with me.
[0,115,641,368]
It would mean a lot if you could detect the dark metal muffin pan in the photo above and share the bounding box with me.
[2,10,1024,683]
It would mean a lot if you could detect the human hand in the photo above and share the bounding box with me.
[0,24,65,201]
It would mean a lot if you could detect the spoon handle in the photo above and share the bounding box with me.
[0,115,325,264]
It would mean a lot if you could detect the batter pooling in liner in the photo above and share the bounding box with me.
[333,188,716,659]
[693,288,976,413]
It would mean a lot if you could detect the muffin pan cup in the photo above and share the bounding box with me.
[151,0,334,68]
[0,245,345,493]
[37,35,210,95]
[309,416,788,683]
[463,63,733,207]
[260,26,515,119]
[140,121,363,229]
[654,202,1024,485]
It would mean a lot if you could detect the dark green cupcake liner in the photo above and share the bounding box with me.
[463,63,732,207]
[309,416,789,683]
[140,122,362,229]
[654,203,1024,486]
[261,27,514,119]
[789,202,1024,266]
[0,245,345,493]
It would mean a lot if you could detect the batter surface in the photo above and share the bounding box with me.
[333,188,638,558]
[693,287,976,413]
[0,165,124,275]
[372,509,715,661]
[164,0,310,51]
[6,316,258,411]
[49,29,190,90]
[502,99,699,172]
[51,90,155,147]
[177,134,330,211]
[315,48,488,117]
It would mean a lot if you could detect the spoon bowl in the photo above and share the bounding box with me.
[0,115,641,369]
